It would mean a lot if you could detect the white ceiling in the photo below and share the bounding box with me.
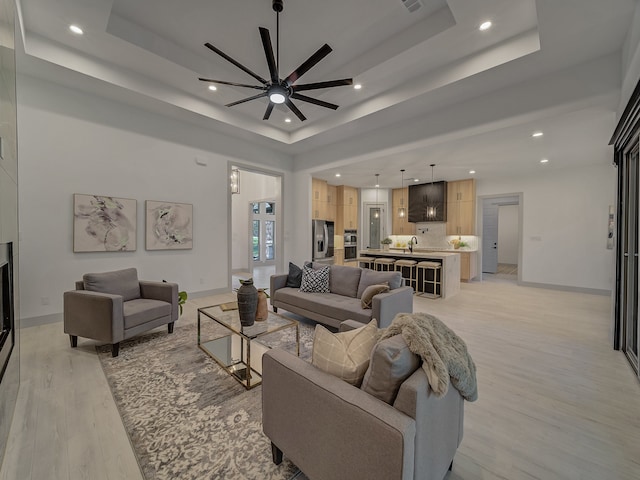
[17,0,639,187]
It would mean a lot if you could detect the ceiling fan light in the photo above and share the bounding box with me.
[270,92,286,104]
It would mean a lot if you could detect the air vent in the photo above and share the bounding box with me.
[401,0,423,13]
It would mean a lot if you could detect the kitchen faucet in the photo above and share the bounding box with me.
[409,236,418,253]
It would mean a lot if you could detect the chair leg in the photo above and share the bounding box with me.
[449,460,453,471]
[273,306,278,313]
[69,335,77,348]
[271,442,283,465]
[168,322,174,334]
[111,343,120,357]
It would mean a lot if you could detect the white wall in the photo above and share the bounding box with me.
[476,163,615,291]
[17,74,291,320]
[498,204,519,264]
[620,2,640,116]
[231,170,280,271]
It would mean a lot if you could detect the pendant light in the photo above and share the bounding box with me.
[426,163,436,219]
[374,173,380,219]
[398,169,406,218]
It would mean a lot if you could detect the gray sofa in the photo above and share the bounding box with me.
[270,263,413,329]
[63,268,179,357]
[263,321,465,480]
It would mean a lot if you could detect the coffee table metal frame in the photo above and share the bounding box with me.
[197,304,299,389]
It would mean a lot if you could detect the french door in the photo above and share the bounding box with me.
[620,141,639,375]
[250,201,276,267]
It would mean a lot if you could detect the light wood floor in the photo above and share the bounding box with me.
[1,279,639,480]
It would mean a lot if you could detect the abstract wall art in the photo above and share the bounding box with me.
[73,194,137,252]
[145,201,193,250]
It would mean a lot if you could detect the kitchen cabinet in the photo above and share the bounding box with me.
[336,185,358,234]
[392,187,416,235]
[312,178,336,220]
[408,181,447,222]
[459,252,477,282]
[446,179,475,235]
[334,249,344,266]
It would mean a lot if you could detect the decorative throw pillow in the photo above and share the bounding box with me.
[361,334,420,405]
[299,265,330,293]
[311,319,378,386]
[361,283,390,309]
[286,262,303,288]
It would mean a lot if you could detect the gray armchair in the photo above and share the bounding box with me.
[63,268,179,357]
[262,325,464,480]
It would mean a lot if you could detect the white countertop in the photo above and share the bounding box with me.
[362,249,459,259]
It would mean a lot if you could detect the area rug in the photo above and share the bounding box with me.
[97,305,315,480]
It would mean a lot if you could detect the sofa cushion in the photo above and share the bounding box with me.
[273,288,373,324]
[312,319,378,386]
[356,269,403,299]
[286,262,304,288]
[361,334,420,405]
[300,265,330,293]
[123,298,172,329]
[329,265,362,298]
[84,268,141,302]
[361,283,390,309]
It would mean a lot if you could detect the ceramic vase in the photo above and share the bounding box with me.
[237,279,258,327]
[255,290,268,321]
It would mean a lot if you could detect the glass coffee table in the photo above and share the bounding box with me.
[197,302,299,389]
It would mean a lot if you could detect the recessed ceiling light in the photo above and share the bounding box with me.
[479,21,492,31]
[335,173,341,177]
[353,84,362,90]
[469,170,476,174]
[208,85,217,91]
[532,131,543,137]
[540,159,549,164]
[284,118,292,123]
[69,25,83,35]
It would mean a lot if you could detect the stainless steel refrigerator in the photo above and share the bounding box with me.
[312,220,334,264]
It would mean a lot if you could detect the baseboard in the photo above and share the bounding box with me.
[518,281,611,296]
[187,287,230,299]
[21,312,63,328]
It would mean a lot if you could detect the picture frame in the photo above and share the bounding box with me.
[73,194,137,252]
[145,200,193,250]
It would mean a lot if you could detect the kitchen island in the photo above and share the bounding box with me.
[360,249,460,299]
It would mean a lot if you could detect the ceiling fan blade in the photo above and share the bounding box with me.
[226,92,268,107]
[259,27,279,84]
[198,78,264,90]
[292,78,353,92]
[291,93,339,110]
[285,98,307,121]
[284,44,332,86]
[263,102,275,120]
[204,42,268,85]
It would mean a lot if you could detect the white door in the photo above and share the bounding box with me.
[363,202,386,249]
[482,202,499,273]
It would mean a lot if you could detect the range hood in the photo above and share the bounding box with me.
[408,181,447,222]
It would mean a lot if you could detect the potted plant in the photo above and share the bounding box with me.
[381,237,393,251]
[163,279,188,316]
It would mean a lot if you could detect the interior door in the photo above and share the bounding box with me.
[482,202,499,273]
[364,202,386,248]
[621,142,639,374]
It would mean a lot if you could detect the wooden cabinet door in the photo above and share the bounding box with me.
[457,179,475,202]
[326,185,337,221]
[459,252,477,282]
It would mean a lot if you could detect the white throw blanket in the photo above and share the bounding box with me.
[379,312,478,401]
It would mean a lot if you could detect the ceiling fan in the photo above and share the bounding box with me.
[198,0,353,122]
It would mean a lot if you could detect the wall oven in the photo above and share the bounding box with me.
[344,229,357,261]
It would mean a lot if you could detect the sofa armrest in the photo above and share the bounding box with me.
[373,286,413,328]
[262,349,415,480]
[140,281,179,321]
[394,368,465,479]
[63,290,124,343]
[270,274,289,306]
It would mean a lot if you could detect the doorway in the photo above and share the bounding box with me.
[230,167,282,289]
[481,195,521,280]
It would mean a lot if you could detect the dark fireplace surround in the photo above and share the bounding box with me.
[0,242,14,383]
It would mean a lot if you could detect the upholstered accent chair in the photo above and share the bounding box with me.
[262,321,464,480]
[63,268,179,357]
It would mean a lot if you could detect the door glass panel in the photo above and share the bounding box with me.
[252,220,260,261]
[265,202,275,215]
[252,203,260,214]
[265,220,274,260]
